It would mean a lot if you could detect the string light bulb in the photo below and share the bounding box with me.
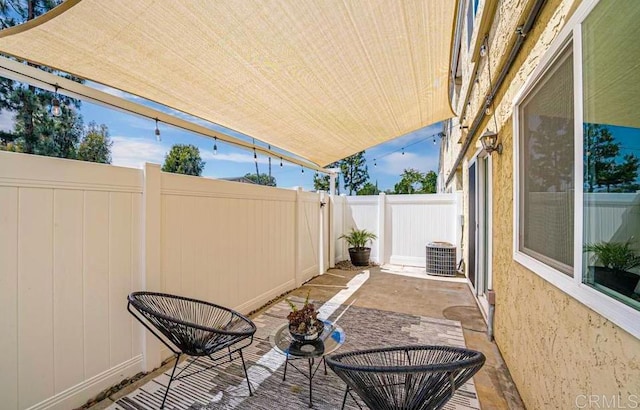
[280,157,283,167]
[154,118,161,142]
[253,147,257,163]
[51,85,61,117]
[213,137,218,155]
[301,166,304,174]
[402,147,405,155]
[374,159,377,167]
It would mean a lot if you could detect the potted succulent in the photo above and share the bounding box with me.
[286,290,324,341]
[339,228,377,266]
[583,240,640,297]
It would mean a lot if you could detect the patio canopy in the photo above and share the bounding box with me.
[0,0,456,167]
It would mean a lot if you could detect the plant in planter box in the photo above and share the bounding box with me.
[583,240,640,297]
[285,290,324,341]
[339,228,377,266]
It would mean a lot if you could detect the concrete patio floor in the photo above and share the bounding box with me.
[84,265,524,409]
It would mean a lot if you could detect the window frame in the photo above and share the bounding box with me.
[517,44,575,276]
[512,0,640,339]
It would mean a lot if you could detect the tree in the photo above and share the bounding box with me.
[394,169,423,194]
[584,124,639,192]
[393,168,438,194]
[244,172,276,186]
[614,154,640,192]
[357,182,380,195]
[313,161,340,193]
[0,0,61,29]
[313,173,330,191]
[423,171,438,194]
[527,116,574,193]
[5,96,85,158]
[340,151,369,195]
[162,144,205,176]
[311,154,368,195]
[77,122,112,163]
[0,1,84,155]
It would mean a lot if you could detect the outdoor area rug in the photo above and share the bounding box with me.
[108,297,480,410]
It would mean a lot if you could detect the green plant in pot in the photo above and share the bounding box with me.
[583,240,640,297]
[339,228,377,266]
[286,290,324,341]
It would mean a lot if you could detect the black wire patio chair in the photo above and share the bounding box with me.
[326,345,485,410]
[127,291,257,409]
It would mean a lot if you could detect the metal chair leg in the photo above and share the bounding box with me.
[161,354,181,409]
[239,349,253,396]
[283,353,289,381]
[341,386,349,410]
[308,358,313,408]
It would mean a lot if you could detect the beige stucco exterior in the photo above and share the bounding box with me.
[440,0,640,408]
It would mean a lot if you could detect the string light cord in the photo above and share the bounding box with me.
[373,131,445,163]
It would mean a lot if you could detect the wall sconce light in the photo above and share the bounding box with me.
[480,130,503,155]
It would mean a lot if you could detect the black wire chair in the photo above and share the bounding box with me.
[326,345,486,410]
[127,291,257,409]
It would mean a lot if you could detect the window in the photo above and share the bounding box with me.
[515,0,640,336]
[581,0,640,310]
[518,46,574,275]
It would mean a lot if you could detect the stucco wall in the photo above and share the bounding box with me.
[443,0,640,407]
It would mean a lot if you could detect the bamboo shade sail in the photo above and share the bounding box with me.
[0,0,456,166]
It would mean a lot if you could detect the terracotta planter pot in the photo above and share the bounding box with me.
[349,247,371,266]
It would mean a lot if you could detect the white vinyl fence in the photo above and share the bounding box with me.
[0,151,325,410]
[332,193,463,267]
[583,193,640,245]
[526,192,640,267]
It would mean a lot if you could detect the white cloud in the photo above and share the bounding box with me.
[0,109,15,132]
[110,136,166,168]
[378,151,439,175]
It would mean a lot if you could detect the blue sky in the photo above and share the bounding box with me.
[68,86,443,192]
[611,125,640,160]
